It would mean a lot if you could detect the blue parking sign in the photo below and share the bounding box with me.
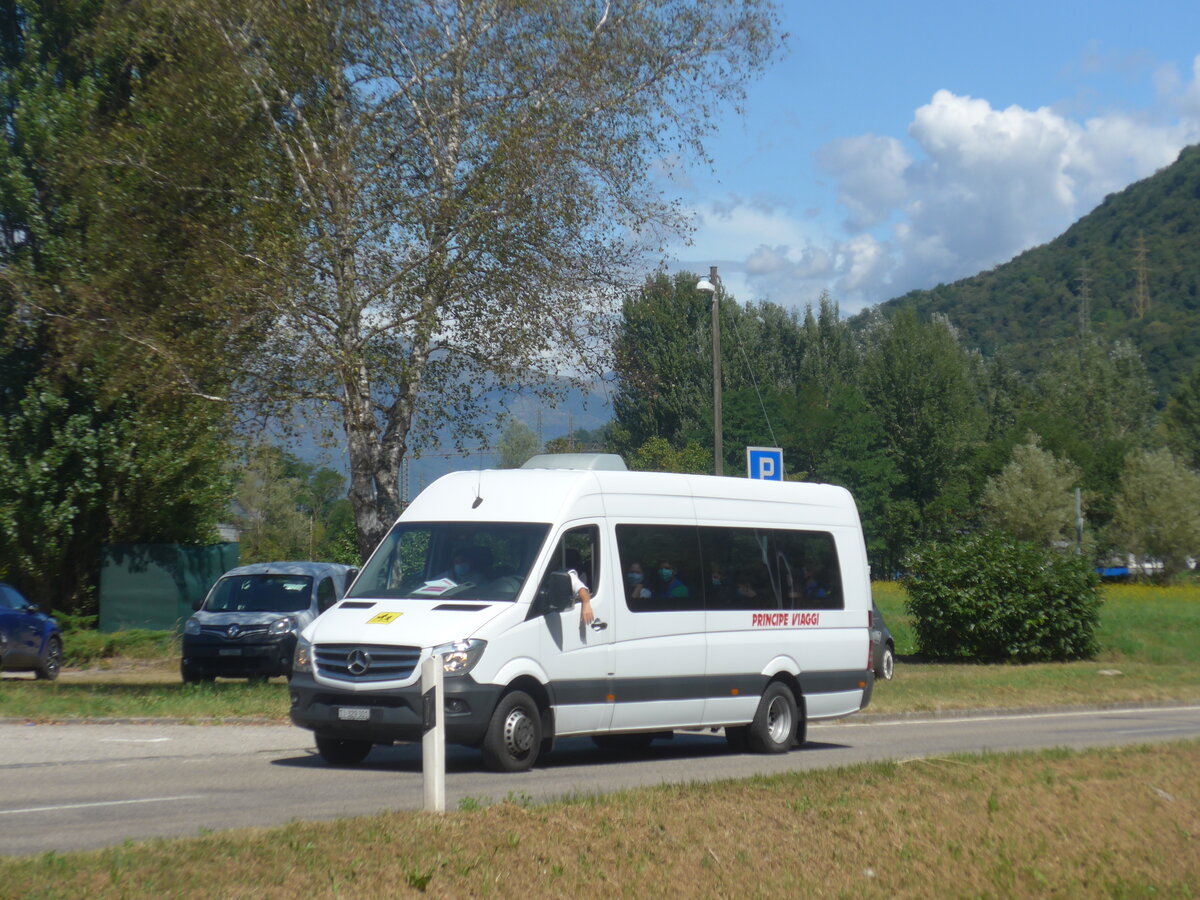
[746,446,784,481]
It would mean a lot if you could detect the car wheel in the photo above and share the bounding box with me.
[180,662,214,684]
[747,682,797,754]
[879,645,895,681]
[481,690,542,772]
[35,636,62,681]
[315,734,373,766]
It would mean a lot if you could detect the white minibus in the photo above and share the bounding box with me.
[289,455,875,771]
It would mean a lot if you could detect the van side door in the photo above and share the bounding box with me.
[533,524,614,736]
[609,523,706,731]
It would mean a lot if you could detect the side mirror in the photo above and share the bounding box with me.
[539,571,575,614]
[191,597,204,612]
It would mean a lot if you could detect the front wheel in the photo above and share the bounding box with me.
[747,682,798,754]
[481,690,542,772]
[315,734,373,766]
[36,636,62,681]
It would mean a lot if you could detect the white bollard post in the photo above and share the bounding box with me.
[420,654,446,812]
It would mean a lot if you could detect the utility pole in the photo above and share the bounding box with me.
[696,266,722,476]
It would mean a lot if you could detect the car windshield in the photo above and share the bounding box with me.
[204,574,314,613]
[347,521,551,602]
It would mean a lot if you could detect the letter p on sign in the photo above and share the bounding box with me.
[746,447,784,481]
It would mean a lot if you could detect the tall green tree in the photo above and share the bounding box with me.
[1161,360,1200,471]
[858,310,984,537]
[980,437,1082,548]
[0,370,231,612]
[496,418,539,469]
[168,0,782,558]
[1023,335,1156,537]
[0,0,246,610]
[1108,448,1200,579]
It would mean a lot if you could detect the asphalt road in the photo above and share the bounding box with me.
[2,705,1198,857]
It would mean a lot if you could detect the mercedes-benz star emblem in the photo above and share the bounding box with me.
[347,648,372,676]
[226,624,241,638]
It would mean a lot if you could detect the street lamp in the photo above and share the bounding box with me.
[696,266,722,476]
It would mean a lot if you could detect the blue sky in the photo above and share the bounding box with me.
[665,0,1200,314]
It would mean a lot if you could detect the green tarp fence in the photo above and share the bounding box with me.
[99,543,240,633]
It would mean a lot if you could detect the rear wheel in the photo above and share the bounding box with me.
[35,636,62,681]
[879,645,895,681]
[315,734,373,766]
[481,691,542,772]
[747,682,797,754]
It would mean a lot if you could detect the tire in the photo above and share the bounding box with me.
[35,636,62,681]
[592,732,656,753]
[481,690,542,772]
[315,734,373,766]
[747,682,798,754]
[879,645,895,681]
[180,662,214,685]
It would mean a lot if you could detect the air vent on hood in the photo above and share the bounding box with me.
[339,601,375,609]
[433,603,489,612]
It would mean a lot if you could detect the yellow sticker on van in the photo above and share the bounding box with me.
[366,612,403,625]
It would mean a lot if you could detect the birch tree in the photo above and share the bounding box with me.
[130,0,780,557]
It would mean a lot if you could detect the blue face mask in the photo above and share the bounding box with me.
[453,563,471,579]
[659,568,673,581]
[626,571,643,584]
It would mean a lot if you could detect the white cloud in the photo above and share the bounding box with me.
[671,56,1200,315]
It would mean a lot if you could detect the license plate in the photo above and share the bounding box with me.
[218,648,242,656]
[338,707,371,721]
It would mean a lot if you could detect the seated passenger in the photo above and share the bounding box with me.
[656,561,689,599]
[625,561,652,602]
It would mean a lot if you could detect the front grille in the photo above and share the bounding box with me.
[200,624,271,639]
[315,643,421,683]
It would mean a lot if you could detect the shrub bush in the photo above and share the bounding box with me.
[902,531,1102,661]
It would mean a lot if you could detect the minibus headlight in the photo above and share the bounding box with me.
[293,636,314,674]
[433,639,487,676]
[269,616,298,636]
[184,617,202,636]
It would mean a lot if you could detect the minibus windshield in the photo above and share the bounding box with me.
[347,521,551,602]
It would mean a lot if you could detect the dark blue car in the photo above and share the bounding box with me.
[0,582,63,680]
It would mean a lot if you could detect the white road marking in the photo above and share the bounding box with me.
[0,795,201,816]
[818,705,1200,729]
[99,737,172,744]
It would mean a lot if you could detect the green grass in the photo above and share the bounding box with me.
[868,582,1200,713]
[3,583,1196,722]
[2,741,1196,897]
[0,678,289,721]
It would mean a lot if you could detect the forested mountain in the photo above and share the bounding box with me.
[864,144,1200,399]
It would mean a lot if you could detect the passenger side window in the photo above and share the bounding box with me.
[535,525,601,599]
[772,530,843,610]
[616,524,703,612]
[698,527,777,610]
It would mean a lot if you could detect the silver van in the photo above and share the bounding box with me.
[182,562,357,683]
